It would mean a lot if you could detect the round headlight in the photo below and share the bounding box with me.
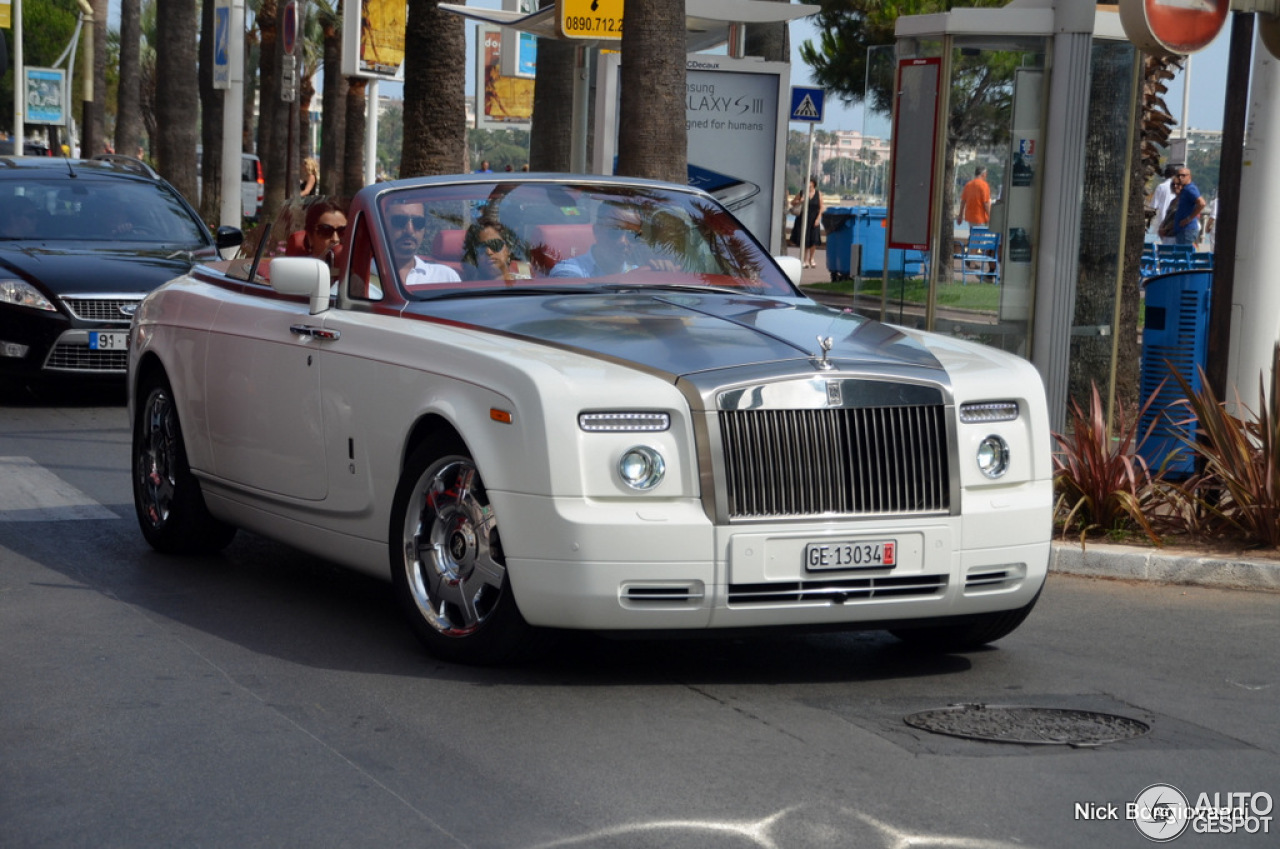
[618,445,665,491]
[976,435,1010,479]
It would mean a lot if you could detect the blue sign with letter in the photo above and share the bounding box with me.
[213,4,230,88]
[789,86,825,123]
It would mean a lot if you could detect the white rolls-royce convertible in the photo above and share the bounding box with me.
[128,174,1052,664]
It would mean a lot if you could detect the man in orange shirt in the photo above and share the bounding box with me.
[957,166,991,228]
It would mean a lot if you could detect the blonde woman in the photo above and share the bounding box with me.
[300,157,319,197]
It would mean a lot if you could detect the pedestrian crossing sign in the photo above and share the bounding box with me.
[790,86,825,123]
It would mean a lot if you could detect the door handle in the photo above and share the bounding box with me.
[289,324,340,341]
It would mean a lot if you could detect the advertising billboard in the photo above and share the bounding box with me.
[476,25,534,128]
[341,0,406,79]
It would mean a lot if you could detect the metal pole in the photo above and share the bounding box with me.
[365,78,378,185]
[798,122,814,261]
[13,0,23,154]
[220,0,245,228]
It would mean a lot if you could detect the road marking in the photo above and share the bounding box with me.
[0,457,119,522]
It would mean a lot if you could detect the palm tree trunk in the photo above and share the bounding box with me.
[115,0,144,157]
[199,0,223,224]
[616,0,686,183]
[320,14,347,196]
[529,0,575,173]
[400,0,467,177]
[257,0,287,225]
[154,0,199,202]
[81,0,108,156]
[343,78,367,196]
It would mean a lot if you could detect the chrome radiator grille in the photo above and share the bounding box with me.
[719,405,950,519]
[61,297,140,322]
[45,342,128,372]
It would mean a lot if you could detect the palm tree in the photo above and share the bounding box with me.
[154,0,199,201]
[115,0,144,158]
[399,0,468,176]
[317,0,347,195]
[82,0,108,156]
[528,27,575,172]
[256,0,288,224]
[199,0,224,223]
[616,0,686,182]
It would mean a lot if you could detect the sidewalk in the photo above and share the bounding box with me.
[792,246,1280,593]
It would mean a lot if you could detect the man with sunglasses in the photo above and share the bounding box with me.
[387,199,460,286]
[549,203,644,278]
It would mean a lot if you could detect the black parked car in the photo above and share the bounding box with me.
[0,155,241,387]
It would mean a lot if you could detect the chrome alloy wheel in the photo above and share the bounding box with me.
[137,387,179,530]
[401,457,506,637]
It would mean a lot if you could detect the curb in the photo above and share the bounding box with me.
[1050,541,1280,592]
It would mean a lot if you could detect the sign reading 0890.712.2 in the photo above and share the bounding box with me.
[557,0,624,40]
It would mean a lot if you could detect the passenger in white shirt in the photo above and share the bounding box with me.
[387,199,460,287]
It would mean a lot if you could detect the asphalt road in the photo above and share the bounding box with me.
[3,388,1278,848]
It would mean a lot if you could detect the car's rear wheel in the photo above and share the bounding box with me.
[133,374,236,554]
[390,443,539,664]
[889,589,1041,651]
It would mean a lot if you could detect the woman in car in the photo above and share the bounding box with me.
[462,217,530,283]
[287,200,347,273]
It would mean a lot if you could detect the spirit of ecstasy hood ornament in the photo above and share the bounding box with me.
[815,335,835,371]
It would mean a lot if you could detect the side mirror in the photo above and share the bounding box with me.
[214,225,243,250]
[269,257,332,315]
[775,255,804,287]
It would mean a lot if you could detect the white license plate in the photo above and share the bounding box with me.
[89,331,127,351]
[804,539,896,571]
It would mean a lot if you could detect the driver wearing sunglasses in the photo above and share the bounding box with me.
[387,199,461,287]
[549,203,644,279]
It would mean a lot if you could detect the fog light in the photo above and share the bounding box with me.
[976,435,1010,479]
[618,446,665,491]
[0,340,30,359]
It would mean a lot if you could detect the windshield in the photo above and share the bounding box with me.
[375,181,797,299]
[0,176,210,244]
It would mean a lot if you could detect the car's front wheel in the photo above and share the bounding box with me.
[390,443,539,664]
[133,374,236,554]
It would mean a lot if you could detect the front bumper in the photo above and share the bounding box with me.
[493,479,1052,632]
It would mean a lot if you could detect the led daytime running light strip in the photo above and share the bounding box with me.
[959,401,1019,423]
[579,412,671,432]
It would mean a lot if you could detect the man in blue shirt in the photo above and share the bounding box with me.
[1172,166,1206,247]
[549,204,644,278]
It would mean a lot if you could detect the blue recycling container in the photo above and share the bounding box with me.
[821,208,858,280]
[1137,269,1212,478]
[823,206,926,277]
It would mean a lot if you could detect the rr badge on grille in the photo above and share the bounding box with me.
[826,379,842,406]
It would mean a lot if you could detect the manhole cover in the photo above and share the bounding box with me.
[904,704,1150,747]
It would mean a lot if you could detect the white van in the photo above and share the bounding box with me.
[196,149,265,222]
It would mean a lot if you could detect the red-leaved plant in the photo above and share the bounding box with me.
[1053,382,1171,545]
[1166,344,1280,549]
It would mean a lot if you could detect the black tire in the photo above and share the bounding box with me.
[132,373,236,554]
[389,442,541,664]
[889,589,1042,651]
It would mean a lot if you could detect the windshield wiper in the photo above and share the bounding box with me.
[413,285,609,300]
[597,282,751,297]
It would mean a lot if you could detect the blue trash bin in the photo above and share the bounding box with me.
[1137,269,1212,478]
[821,208,857,280]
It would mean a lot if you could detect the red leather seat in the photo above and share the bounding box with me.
[528,224,594,273]
[431,229,466,275]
